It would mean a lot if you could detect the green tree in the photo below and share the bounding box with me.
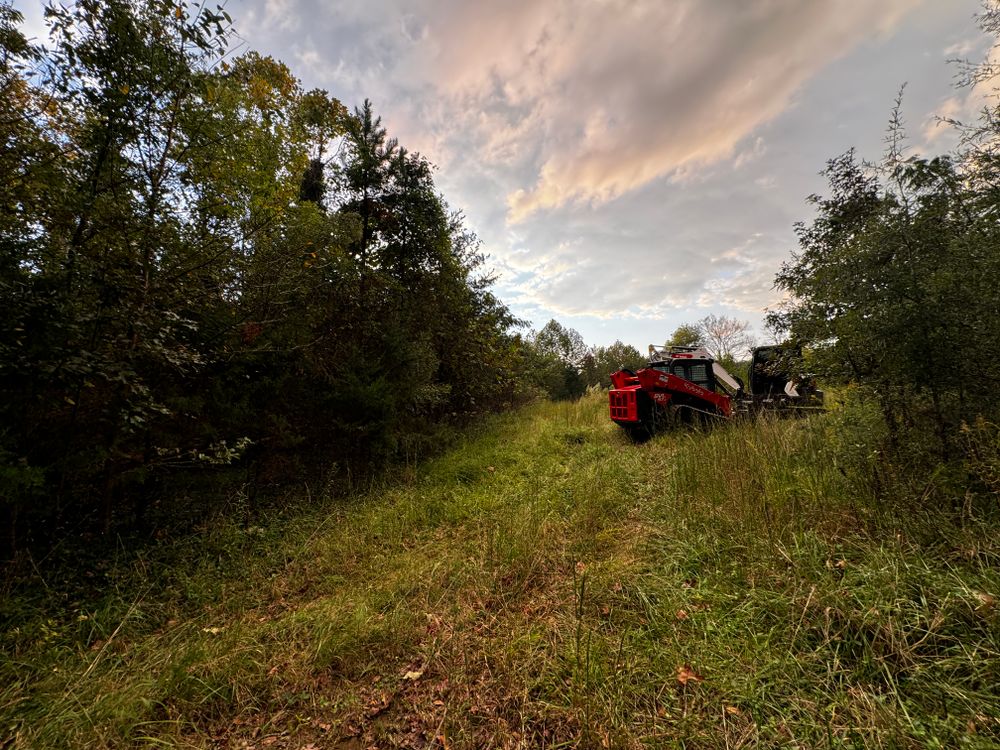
[0,1,524,553]
[582,341,645,386]
[296,88,347,206]
[532,319,588,366]
[0,0,242,535]
[667,324,703,348]
[771,137,1000,459]
[526,320,589,399]
[340,99,398,278]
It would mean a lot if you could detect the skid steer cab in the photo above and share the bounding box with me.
[609,344,822,438]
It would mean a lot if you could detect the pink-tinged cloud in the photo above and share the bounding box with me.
[421,0,922,222]
[922,42,997,147]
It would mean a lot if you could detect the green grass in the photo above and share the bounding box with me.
[2,393,999,748]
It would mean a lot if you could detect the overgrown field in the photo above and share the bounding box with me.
[3,393,999,748]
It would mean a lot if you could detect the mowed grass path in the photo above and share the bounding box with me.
[3,393,999,748]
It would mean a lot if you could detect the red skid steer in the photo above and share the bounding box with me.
[609,345,822,438]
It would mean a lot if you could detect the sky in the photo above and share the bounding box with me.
[15,0,996,350]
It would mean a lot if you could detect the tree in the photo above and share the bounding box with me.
[698,314,755,361]
[0,0,243,536]
[340,99,398,277]
[0,2,525,553]
[527,320,589,399]
[296,88,347,207]
[582,341,645,387]
[532,320,588,366]
[667,324,703,348]
[770,135,1000,459]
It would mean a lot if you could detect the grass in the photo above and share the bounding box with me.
[2,392,999,748]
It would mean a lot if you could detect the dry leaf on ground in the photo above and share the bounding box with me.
[676,664,704,685]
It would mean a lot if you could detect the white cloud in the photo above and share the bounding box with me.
[734,138,768,170]
[262,0,301,33]
[943,37,980,58]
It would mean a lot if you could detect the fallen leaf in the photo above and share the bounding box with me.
[725,705,741,716]
[675,610,689,621]
[975,592,997,611]
[403,669,424,681]
[676,664,704,686]
[366,693,391,718]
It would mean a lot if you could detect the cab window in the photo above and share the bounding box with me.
[671,361,711,389]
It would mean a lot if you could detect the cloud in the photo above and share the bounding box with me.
[488,216,786,321]
[258,0,915,223]
[229,0,964,343]
[698,264,784,314]
[259,0,301,33]
[943,37,981,58]
[457,0,919,221]
[734,138,768,170]
[922,44,998,146]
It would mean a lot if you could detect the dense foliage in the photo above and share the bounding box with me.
[0,1,526,551]
[524,319,645,400]
[770,97,1000,469]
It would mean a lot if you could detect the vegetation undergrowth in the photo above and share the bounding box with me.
[2,392,999,749]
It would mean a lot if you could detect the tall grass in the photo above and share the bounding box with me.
[2,393,998,748]
[622,410,1000,748]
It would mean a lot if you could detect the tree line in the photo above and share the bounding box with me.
[522,314,762,402]
[0,1,542,553]
[0,1,674,554]
[521,319,646,401]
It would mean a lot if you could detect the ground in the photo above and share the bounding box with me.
[2,392,999,748]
